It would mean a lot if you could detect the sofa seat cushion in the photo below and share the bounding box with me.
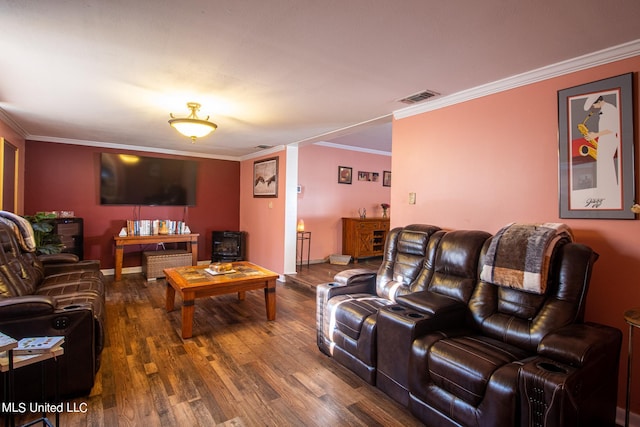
[428,335,530,406]
[44,291,104,316]
[330,294,392,340]
[37,271,105,296]
[35,277,105,333]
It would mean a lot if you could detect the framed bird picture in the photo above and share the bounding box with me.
[558,73,635,219]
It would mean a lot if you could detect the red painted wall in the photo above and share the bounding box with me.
[24,141,240,269]
[392,56,640,410]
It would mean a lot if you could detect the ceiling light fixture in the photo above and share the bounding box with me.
[169,102,218,143]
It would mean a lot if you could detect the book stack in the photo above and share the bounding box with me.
[0,332,18,353]
[126,219,190,236]
[14,336,64,355]
[0,335,65,372]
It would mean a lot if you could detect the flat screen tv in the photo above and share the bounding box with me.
[100,153,198,206]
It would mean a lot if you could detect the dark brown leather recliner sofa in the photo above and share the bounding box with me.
[317,223,622,427]
[0,213,105,400]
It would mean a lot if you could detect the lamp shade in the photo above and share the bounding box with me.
[169,102,217,142]
[170,118,217,139]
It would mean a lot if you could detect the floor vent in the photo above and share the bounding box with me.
[398,90,440,105]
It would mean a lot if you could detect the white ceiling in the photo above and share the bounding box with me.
[0,1,639,159]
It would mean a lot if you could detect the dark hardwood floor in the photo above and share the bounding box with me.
[285,258,382,292]
[17,258,425,426]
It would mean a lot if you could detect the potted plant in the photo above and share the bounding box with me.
[22,212,63,255]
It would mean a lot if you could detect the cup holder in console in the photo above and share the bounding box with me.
[326,282,340,287]
[407,312,424,319]
[389,305,406,312]
[63,304,81,310]
[536,362,568,374]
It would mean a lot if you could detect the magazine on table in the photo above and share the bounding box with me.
[13,336,65,355]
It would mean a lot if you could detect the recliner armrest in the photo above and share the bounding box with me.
[38,253,80,264]
[396,290,468,327]
[0,295,56,319]
[334,268,377,287]
[317,268,377,299]
[538,322,622,367]
[42,259,101,276]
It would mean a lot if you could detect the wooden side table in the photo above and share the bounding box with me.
[0,333,63,427]
[113,233,199,280]
[296,231,311,270]
[624,308,640,427]
[0,332,17,427]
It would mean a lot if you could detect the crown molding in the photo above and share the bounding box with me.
[28,134,289,162]
[394,39,640,120]
[291,114,392,145]
[238,145,286,161]
[26,135,241,161]
[0,107,28,137]
[313,141,391,156]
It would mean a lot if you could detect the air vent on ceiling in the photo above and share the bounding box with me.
[255,145,272,149]
[398,90,440,105]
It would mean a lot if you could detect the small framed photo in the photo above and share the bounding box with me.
[253,157,278,197]
[338,166,352,184]
[383,171,391,187]
[358,171,370,181]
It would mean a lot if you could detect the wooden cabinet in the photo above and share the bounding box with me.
[51,217,84,260]
[342,217,390,262]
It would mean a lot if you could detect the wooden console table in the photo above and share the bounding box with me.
[114,234,199,280]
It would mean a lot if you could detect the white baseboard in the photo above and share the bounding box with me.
[102,260,211,277]
[104,263,287,283]
[101,267,141,276]
[618,406,639,427]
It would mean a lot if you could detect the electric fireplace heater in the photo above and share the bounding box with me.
[211,231,246,262]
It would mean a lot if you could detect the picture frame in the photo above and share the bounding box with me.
[358,171,370,181]
[558,73,635,219]
[253,157,278,197]
[383,170,391,187]
[0,138,18,212]
[338,166,352,184]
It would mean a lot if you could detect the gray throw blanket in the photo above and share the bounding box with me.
[0,211,37,252]
[480,223,573,294]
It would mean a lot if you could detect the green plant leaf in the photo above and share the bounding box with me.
[21,212,63,255]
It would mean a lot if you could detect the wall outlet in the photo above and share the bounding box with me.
[409,192,416,205]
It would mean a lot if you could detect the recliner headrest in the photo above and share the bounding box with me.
[397,231,429,256]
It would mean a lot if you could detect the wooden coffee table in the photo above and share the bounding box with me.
[164,261,278,338]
